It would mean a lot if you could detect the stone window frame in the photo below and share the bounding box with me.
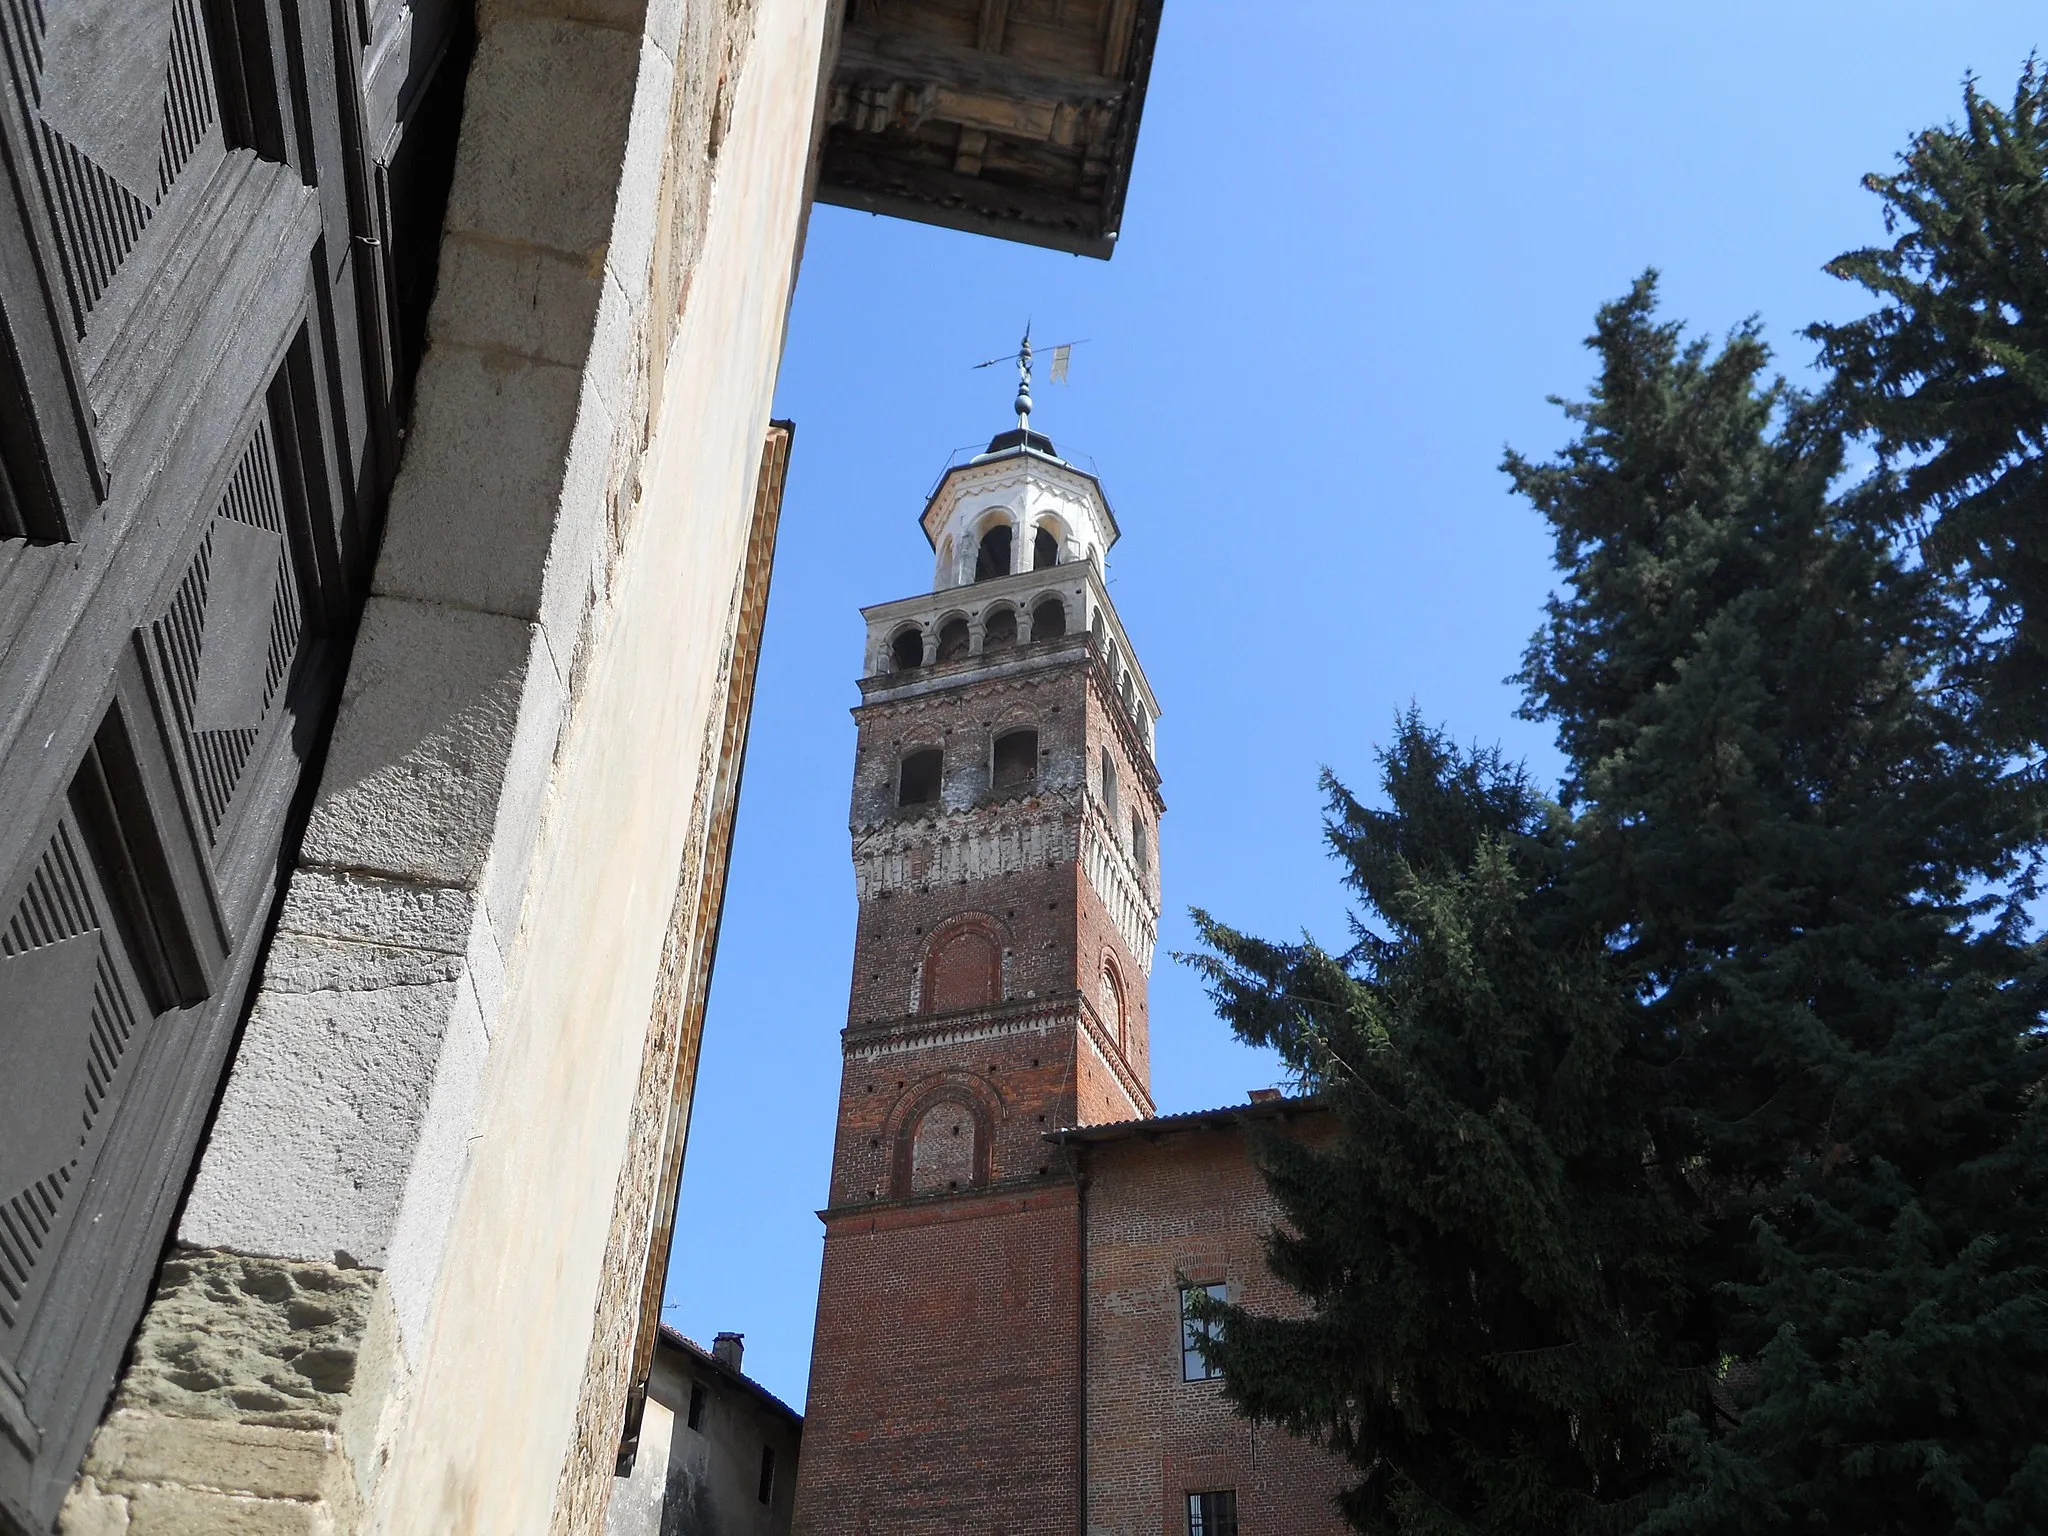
[934,609,972,663]
[886,622,926,673]
[971,510,1020,582]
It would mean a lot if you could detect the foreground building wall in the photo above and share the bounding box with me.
[1069,1110,1351,1536]
[607,1330,800,1536]
[62,0,831,1531]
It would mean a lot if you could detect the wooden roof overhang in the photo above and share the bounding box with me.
[818,0,1167,258]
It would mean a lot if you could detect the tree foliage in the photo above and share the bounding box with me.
[1812,58,2048,748]
[1189,721,1699,1534]
[1517,279,2048,1536]
[1192,265,2048,1534]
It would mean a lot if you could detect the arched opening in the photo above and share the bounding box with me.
[937,616,970,663]
[974,523,1012,582]
[1131,811,1149,880]
[1099,959,1127,1052]
[983,606,1018,651]
[890,627,924,672]
[898,748,942,807]
[938,534,954,585]
[909,1100,978,1192]
[925,927,1000,1010]
[1031,596,1066,640]
[1121,673,1138,717]
[1034,526,1059,570]
[992,728,1038,792]
[1100,746,1120,821]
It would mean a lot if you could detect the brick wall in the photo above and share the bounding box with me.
[793,1187,1083,1535]
[1080,1114,1352,1536]
[830,997,1096,1206]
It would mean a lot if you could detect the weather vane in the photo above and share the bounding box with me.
[973,326,1084,431]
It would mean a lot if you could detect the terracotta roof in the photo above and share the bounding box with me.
[1046,1094,1324,1146]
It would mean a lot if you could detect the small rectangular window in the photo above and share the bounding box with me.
[992,728,1038,790]
[686,1382,705,1432]
[1181,1282,1227,1381]
[899,747,943,806]
[1188,1489,1239,1536]
[758,1444,776,1504]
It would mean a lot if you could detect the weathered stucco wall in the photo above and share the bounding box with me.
[60,0,834,1530]
[375,1,826,1524]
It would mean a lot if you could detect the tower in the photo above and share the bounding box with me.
[792,375,1163,1535]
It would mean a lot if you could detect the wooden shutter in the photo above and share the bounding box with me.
[0,0,470,1527]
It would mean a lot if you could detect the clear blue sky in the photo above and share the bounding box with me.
[663,2,2046,1408]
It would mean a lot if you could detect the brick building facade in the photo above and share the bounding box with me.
[791,375,1349,1536]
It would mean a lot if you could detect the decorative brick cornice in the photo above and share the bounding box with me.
[843,992,1083,1061]
[816,1173,1080,1230]
[1080,796,1158,972]
[852,794,1081,897]
[843,988,1153,1120]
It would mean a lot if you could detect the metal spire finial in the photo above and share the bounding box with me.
[1014,326,1033,430]
[973,326,1081,439]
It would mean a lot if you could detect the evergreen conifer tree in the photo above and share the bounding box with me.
[1195,277,2048,1534]
[1188,719,1702,1535]
[1513,278,2048,1535]
[1811,60,2048,749]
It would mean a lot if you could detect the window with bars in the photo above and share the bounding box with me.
[1180,1281,1227,1381]
[1188,1488,1239,1536]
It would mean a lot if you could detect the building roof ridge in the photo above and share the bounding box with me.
[657,1324,804,1428]
[1046,1093,1325,1145]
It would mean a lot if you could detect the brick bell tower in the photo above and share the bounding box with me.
[791,345,1163,1536]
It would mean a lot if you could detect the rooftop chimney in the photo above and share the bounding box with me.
[712,1331,744,1372]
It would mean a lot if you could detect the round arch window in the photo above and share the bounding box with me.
[909,1100,978,1192]
[1100,961,1126,1051]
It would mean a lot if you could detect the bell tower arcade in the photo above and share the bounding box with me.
[792,385,1163,1535]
